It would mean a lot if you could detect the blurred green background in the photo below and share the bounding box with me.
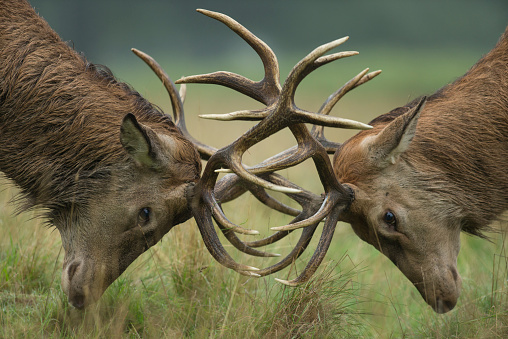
[30,0,507,63]
[28,0,508,149]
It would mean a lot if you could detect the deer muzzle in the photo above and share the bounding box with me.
[61,258,113,309]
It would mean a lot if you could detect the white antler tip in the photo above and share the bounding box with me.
[270,224,302,231]
[269,185,302,194]
[335,36,349,45]
[199,113,234,121]
[275,278,297,286]
[215,168,233,173]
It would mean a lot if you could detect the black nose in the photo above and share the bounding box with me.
[434,297,456,313]
[70,293,85,310]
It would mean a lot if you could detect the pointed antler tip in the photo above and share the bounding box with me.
[275,278,299,286]
[270,224,303,232]
[200,113,234,121]
[246,266,260,271]
[215,168,233,173]
[196,8,216,17]
[131,48,143,56]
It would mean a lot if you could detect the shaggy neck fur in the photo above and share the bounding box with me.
[0,0,200,213]
[339,26,508,237]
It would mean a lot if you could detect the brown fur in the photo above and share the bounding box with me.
[333,26,508,313]
[0,0,201,308]
[0,0,200,212]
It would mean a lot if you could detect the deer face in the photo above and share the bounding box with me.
[335,100,462,313]
[58,114,200,309]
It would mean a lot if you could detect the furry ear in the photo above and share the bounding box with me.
[120,113,157,168]
[366,97,426,167]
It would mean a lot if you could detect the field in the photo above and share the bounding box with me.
[1,50,507,338]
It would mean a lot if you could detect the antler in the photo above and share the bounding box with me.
[131,48,217,161]
[174,9,380,284]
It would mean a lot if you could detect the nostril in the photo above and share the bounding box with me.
[444,299,456,312]
[71,293,85,310]
[68,261,80,282]
[435,297,456,313]
[449,266,458,282]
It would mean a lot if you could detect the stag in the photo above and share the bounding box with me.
[0,0,205,309]
[170,11,507,314]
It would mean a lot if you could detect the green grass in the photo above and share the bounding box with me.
[1,175,506,338]
[1,50,507,337]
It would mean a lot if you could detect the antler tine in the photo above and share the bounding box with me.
[217,172,323,249]
[189,190,262,274]
[176,9,280,106]
[318,68,382,117]
[131,48,216,160]
[243,173,323,248]
[244,222,319,277]
[181,8,378,281]
[204,170,319,258]
[275,38,371,130]
[216,173,324,266]
[215,173,302,216]
[274,206,341,285]
[309,68,382,153]
[239,177,324,277]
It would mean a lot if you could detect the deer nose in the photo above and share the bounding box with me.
[62,259,87,309]
[433,266,462,313]
[435,297,457,313]
[67,261,80,282]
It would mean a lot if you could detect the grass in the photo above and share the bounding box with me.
[1,50,507,337]
[0,182,372,338]
[1,175,506,338]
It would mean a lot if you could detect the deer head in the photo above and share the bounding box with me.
[58,112,201,309]
[333,98,462,313]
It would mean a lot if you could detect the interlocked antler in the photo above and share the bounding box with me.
[174,9,380,284]
[134,9,380,284]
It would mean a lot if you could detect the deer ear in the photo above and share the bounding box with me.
[366,97,426,167]
[120,113,158,168]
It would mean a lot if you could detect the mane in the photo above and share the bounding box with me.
[0,0,200,215]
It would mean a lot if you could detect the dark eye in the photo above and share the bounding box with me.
[383,211,397,228]
[138,207,151,225]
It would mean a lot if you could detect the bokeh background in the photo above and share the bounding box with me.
[29,0,508,148]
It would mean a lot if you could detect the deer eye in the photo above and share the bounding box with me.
[383,211,397,229]
[138,207,151,225]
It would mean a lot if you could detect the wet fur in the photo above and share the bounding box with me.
[336,26,508,237]
[0,0,201,217]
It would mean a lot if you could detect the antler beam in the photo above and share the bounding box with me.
[136,8,380,285]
